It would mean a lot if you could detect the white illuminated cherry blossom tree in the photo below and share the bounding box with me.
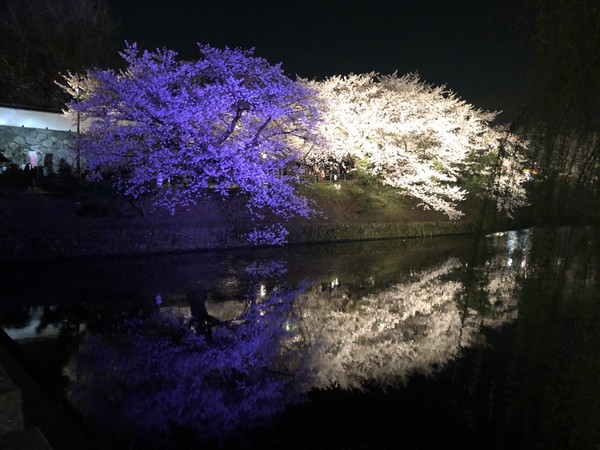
[302,73,529,219]
[60,43,319,244]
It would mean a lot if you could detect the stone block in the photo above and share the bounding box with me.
[13,136,26,145]
[0,426,52,450]
[0,365,24,436]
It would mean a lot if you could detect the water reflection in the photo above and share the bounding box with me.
[3,228,598,449]
[501,226,600,450]
[64,284,310,447]
[294,257,466,389]
[53,233,527,446]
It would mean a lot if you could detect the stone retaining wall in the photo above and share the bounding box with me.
[0,125,77,173]
[0,221,478,262]
[288,221,478,243]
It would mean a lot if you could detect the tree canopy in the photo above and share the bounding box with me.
[506,0,600,221]
[61,43,318,244]
[302,73,528,219]
[0,0,119,108]
[61,44,531,243]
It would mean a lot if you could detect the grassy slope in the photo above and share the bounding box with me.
[297,179,480,225]
[0,178,488,239]
[0,178,514,261]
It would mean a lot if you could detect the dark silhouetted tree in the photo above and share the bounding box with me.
[0,0,120,109]
[511,0,600,222]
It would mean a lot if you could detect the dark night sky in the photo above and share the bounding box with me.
[108,0,533,113]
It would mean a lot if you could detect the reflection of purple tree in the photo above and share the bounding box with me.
[65,284,310,447]
[244,259,288,278]
[63,240,530,447]
[186,288,222,338]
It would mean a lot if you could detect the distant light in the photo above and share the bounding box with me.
[4,307,60,340]
[283,319,292,332]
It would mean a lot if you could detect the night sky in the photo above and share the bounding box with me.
[108,0,533,114]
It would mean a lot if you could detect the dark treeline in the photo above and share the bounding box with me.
[0,0,120,109]
[504,0,600,224]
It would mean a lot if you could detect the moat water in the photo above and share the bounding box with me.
[1,226,599,449]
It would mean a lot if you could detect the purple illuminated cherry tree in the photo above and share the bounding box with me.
[60,43,318,244]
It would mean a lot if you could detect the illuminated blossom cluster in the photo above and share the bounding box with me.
[302,73,528,218]
[61,43,318,243]
[61,44,530,242]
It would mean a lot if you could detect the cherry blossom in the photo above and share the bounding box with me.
[302,73,529,218]
[60,43,318,243]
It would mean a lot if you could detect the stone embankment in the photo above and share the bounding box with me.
[0,220,478,262]
[0,124,75,172]
[0,188,495,262]
[0,329,93,449]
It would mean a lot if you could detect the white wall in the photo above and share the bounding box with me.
[0,106,75,132]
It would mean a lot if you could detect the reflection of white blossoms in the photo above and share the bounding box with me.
[483,266,520,327]
[291,259,465,389]
[286,232,531,390]
[481,230,531,328]
[60,231,533,446]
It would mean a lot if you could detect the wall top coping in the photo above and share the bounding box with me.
[0,106,75,132]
